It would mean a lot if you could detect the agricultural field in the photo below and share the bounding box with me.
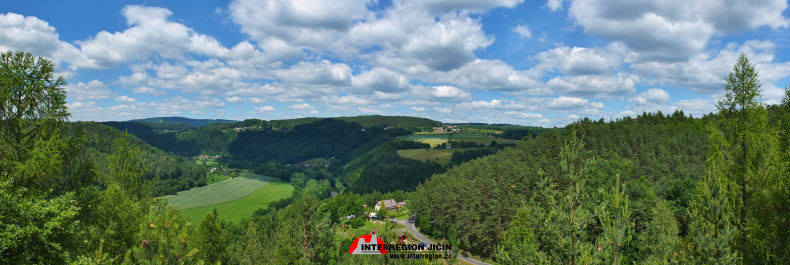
[181,179,293,223]
[397,148,479,166]
[164,172,271,209]
[399,133,451,147]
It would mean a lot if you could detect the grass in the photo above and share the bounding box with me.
[400,134,451,147]
[164,172,271,210]
[206,175,230,184]
[180,178,294,223]
[397,148,480,166]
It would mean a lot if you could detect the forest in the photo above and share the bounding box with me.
[2,50,789,265]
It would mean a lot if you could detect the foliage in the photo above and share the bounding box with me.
[192,208,228,264]
[0,51,69,186]
[640,200,680,264]
[0,178,80,264]
[124,203,202,264]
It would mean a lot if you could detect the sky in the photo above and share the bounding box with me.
[2,0,790,127]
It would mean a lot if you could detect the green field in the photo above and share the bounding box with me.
[206,175,230,184]
[400,133,451,147]
[397,148,462,165]
[164,172,272,209]
[181,179,294,223]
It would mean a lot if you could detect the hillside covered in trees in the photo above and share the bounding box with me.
[412,54,790,264]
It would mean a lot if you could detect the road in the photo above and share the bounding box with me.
[390,216,492,265]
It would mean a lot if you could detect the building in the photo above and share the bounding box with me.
[375,199,397,211]
[397,201,406,209]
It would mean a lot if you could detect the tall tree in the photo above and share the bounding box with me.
[0,51,83,263]
[0,50,69,188]
[713,53,781,263]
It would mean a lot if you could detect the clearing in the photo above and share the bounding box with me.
[400,133,451,147]
[164,172,294,223]
[181,179,293,223]
[397,147,481,166]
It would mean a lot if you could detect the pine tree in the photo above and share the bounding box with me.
[595,173,633,265]
[687,123,739,264]
[532,132,598,265]
[640,200,680,264]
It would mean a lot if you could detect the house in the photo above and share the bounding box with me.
[397,201,406,209]
[375,199,397,211]
[396,231,408,244]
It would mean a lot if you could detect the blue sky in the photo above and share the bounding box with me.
[2,0,789,127]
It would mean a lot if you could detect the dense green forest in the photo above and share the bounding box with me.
[3,50,790,265]
[66,122,209,196]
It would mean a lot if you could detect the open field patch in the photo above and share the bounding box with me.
[164,172,271,210]
[181,178,294,223]
[397,148,481,166]
[400,133,451,147]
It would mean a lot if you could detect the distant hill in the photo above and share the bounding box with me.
[129,117,237,127]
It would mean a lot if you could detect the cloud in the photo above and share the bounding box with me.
[416,0,524,14]
[548,96,588,110]
[226,96,243,102]
[229,0,368,61]
[288,103,315,110]
[434,107,452,114]
[248,97,267,104]
[318,95,372,106]
[277,60,352,86]
[546,0,564,11]
[454,99,525,110]
[412,85,472,101]
[590,102,605,109]
[351,67,410,93]
[132,86,166,95]
[431,59,548,94]
[546,73,637,98]
[630,88,670,105]
[567,0,788,62]
[535,45,622,75]
[633,40,790,93]
[513,24,532,39]
[65,80,111,101]
[505,111,543,119]
[351,7,494,72]
[114,95,137,102]
[252,106,275,113]
[0,12,71,60]
[411,107,427,112]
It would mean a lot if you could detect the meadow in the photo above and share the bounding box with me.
[181,179,294,223]
[397,148,480,166]
[164,172,272,209]
[399,133,451,147]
